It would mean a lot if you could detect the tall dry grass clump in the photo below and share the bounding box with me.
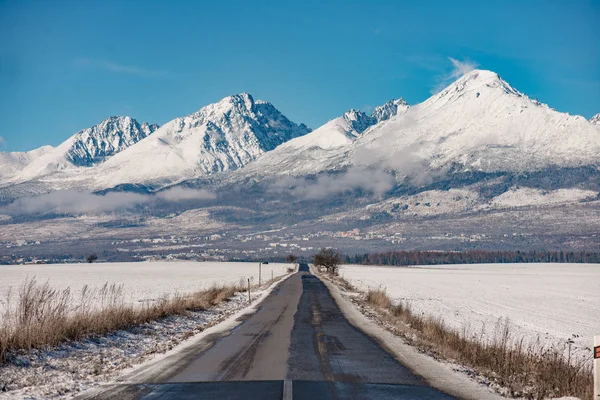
[364,288,593,400]
[0,278,245,365]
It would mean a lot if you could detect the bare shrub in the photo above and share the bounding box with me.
[363,289,593,399]
[0,278,243,365]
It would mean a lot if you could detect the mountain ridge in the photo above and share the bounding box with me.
[90,93,311,188]
[1,70,599,194]
[3,116,159,183]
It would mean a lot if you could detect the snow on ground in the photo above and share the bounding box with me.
[489,187,597,209]
[339,263,600,363]
[0,261,289,312]
[0,264,291,399]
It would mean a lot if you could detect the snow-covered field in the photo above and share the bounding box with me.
[0,261,289,310]
[0,262,291,399]
[340,263,600,362]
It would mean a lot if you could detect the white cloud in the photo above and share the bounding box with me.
[448,57,477,78]
[75,58,167,77]
[156,187,216,202]
[3,190,151,215]
[431,57,479,94]
[270,167,394,200]
[2,187,216,215]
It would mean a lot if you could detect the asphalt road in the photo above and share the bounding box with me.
[85,264,455,399]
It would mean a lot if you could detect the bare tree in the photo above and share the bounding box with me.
[86,254,98,263]
[313,248,341,275]
[286,254,298,264]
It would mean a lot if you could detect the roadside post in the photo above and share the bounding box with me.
[248,278,251,303]
[259,261,269,286]
[595,335,599,399]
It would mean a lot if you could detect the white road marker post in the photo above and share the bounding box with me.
[248,278,251,303]
[594,335,600,399]
[259,262,262,286]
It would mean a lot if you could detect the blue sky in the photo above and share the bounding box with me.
[0,0,598,152]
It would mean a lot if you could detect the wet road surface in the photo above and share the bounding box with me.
[83,264,455,399]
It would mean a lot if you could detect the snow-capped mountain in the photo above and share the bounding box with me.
[285,109,374,150]
[349,70,600,173]
[238,102,410,177]
[2,71,599,195]
[5,116,158,183]
[91,93,310,188]
[239,70,600,181]
[591,114,600,125]
[66,117,159,166]
[0,146,54,180]
[371,98,409,123]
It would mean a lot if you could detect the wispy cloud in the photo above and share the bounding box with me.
[155,187,216,202]
[0,136,5,147]
[2,187,215,215]
[448,57,477,78]
[75,58,167,77]
[431,57,478,94]
[269,167,394,200]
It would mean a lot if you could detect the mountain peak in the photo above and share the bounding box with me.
[371,98,410,123]
[65,116,159,167]
[90,93,311,186]
[590,113,600,125]
[429,69,522,109]
[342,109,375,134]
[452,69,519,95]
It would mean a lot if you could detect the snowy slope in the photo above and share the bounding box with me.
[239,101,410,177]
[276,109,373,150]
[591,113,600,125]
[91,93,310,188]
[0,146,54,180]
[241,70,600,180]
[350,70,600,173]
[489,187,598,208]
[7,116,158,183]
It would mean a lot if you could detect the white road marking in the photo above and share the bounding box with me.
[283,379,293,400]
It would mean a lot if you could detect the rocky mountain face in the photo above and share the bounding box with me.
[2,72,599,199]
[65,117,159,166]
[590,114,600,125]
[371,98,409,123]
[90,93,311,188]
[348,70,600,174]
[2,116,159,183]
[239,70,600,183]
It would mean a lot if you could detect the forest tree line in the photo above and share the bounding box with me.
[344,250,600,266]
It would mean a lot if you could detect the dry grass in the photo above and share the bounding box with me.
[0,278,246,365]
[364,288,593,400]
[314,266,355,292]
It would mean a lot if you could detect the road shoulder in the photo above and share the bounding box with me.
[75,274,295,399]
[315,269,506,400]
